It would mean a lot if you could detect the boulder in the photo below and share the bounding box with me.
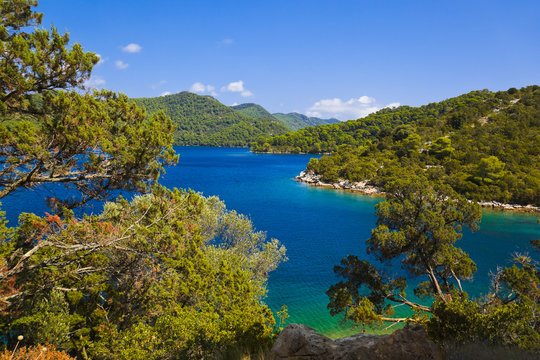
[271,323,441,360]
[271,324,335,360]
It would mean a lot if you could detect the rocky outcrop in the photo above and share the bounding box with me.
[475,200,539,212]
[295,171,381,195]
[295,170,539,213]
[271,323,441,360]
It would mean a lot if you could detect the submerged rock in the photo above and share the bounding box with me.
[271,323,441,360]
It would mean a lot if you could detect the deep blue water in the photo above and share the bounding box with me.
[2,146,539,337]
[160,147,539,337]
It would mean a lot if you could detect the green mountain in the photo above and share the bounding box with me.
[132,92,288,147]
[231,103,339,131]
[231,103,275,120]
[252,86,540,206]
[272,112,340,131]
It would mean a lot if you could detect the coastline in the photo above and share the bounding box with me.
[296,170,540,213]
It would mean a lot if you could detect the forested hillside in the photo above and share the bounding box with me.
[231,103,275,119]
[272,112,340,131]
[253,86,540,206]
[133,92,288,146]
[252,89,500,153]
[232,103,339,131]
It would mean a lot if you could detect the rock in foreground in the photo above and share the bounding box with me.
[271,323,441,360]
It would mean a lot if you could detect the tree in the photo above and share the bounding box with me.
[474,156,506,184]
[327,174,481,328]
[0,2,286,358]
[327,174,539,350]
[428,252,539,350]
[395,133,421,158]
[447,112,469,130]
[429,137,454,159]
[0,187,286,359]
[392,124,415,142]
[0,0,177,209]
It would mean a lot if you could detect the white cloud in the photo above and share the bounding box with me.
[221,80,254,97]
[150,80,168,90]
[306,96,399,121]
[190,82,206,93]
[357,95,375,104]
[221,38,234,46]
[222,80,244,92]
[122,43,142,53]
[231,102,239,106]
[190,82,217,96]
[115,60,129,70]
[160,91,171,96]
[95,53,106,66]
[306,111,322,118]
[386,102,401,109]
[84,76,106,89]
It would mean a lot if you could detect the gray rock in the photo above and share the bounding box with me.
[271,323,441,360]
[272,324,335,360]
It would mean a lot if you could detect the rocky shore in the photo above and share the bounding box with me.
[296,170,540,213]
[296,170,382,195]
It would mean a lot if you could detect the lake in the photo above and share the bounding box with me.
[2,146,539,338]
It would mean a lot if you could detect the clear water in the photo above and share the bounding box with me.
[2,146,538,338]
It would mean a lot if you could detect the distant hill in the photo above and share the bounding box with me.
[272,112,340,131]
[231,103,275,120]
[132,92,288,147]
[231,103,340,131]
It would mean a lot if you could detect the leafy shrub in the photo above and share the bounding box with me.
[0,344,75,360]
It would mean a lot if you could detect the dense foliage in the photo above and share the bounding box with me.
[0,0,177,208]
[262,87,539,205]
[1,188,286,359]
[327,173,539,350]
[231,103,339,131]
[0,2,286,359]
[133,93,288,147]
[252,89,498,153]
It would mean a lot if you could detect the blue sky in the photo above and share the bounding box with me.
[38,0,539,120]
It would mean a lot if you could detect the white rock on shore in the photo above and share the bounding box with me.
[296,170,381,195]
[475,200,540,212]
[296,170,539,212]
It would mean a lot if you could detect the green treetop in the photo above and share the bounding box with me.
[327,174,481,327]
[0,0,177,208]
[327,173,539,350]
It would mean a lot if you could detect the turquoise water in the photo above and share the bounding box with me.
[2,146,538,338]
[159,147,539,337]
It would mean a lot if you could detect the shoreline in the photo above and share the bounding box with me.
[296,170,540,213]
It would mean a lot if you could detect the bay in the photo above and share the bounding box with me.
[159,147,539,338]
[1,146,538,338]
